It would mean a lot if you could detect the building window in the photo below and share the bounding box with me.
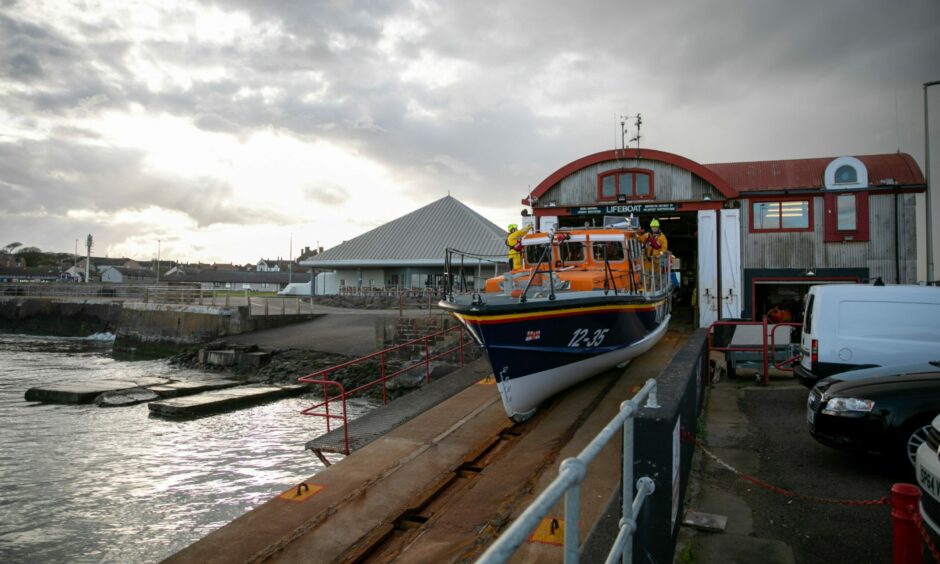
[836,194,856,231]
[834,165,858,184]
[749,199,812,232]
[824,192,869,242]
[597,169,654,201]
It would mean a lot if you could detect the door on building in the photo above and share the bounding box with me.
[720,209,742,319]
[697,209,742,327]
[698,211,719,327]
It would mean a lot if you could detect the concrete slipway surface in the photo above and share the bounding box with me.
[176,306,902,562]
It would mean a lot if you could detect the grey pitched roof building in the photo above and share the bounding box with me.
[302,196,508,268]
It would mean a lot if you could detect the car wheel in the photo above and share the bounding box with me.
[906,423,933,467]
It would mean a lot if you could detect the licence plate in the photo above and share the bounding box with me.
[806,405,816,425]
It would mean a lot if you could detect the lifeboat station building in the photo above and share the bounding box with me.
[521,149,926,326]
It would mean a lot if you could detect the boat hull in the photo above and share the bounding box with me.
[444,295,671,419]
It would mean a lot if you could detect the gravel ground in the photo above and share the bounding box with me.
[732,385,909,563]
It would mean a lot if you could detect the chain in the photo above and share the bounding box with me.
[914,510,940,563]
[682,430,891,507]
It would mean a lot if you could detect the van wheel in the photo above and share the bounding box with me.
[905,422,933,467]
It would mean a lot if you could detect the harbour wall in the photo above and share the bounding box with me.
[0,299,319,353]
[0,299,122,336]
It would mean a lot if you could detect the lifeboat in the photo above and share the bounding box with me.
[439,217,674,421]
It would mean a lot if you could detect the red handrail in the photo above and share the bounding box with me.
[706,318,803,385]
[298,325,473,455]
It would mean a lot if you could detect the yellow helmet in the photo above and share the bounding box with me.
[650,219,660,228]
[508,224,518,231]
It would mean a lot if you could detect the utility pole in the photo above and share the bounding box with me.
[289,232,293,283]
[157,239,161,283]
[925,80,940,282]
[85,235,92,283]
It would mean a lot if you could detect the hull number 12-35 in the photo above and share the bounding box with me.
[568,328,609,348]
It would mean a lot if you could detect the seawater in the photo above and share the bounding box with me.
[0,334,372,563]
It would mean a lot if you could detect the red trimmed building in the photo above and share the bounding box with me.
[521,149,925,325]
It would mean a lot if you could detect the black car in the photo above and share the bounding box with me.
[807,365,940,465]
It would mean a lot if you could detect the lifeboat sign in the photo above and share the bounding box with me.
[568,203,678,215]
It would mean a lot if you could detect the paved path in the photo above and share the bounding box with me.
[227,306,450,357]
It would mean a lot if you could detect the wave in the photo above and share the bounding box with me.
[82,332,116,342]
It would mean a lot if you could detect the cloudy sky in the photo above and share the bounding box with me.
[2,0,939,264]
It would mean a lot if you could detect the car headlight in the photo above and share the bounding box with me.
[821,397,875,416]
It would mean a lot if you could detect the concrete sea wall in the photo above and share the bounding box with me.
[0,299,122,336]
[0,298,319,353]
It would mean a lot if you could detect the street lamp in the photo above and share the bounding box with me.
[925,80,940,282]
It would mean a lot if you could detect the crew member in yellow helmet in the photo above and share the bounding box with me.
[506,223,532,270]
[644,219,668,259]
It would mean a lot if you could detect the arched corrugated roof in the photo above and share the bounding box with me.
[524,148,739,204]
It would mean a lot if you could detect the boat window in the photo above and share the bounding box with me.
[592,242,626,262]
[524,244,550,265]
[558,242,585,262]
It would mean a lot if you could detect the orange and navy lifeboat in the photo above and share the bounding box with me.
[439,225,674,421]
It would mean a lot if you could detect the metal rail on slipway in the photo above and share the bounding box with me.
[297,325,473,455]
[477,379,660,564]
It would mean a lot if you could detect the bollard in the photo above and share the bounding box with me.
[892,483,923,564]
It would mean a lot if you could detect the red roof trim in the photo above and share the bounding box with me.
[524,149,739,205]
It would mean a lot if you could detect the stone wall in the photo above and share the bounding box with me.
[0,299,122,336]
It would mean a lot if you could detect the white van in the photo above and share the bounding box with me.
[795,284,940,388]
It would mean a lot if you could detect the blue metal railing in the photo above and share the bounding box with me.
[477,378,660,564]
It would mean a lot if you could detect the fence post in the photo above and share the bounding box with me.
[144,287,149,303]
[762,315,769,385]
[225,293,230,307]
[296,297,301,314]
[281,296,286,315]
[891,483,924,564]
[264,298,269,316]
[425,337,431,384]
[247,295,251,318]
[381,351,387,405]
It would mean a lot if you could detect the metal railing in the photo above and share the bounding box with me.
[298,325,476,454]
[444,239,673,303]
[477,379,660,564]
[0,283,320,316]
[706,318,802,385]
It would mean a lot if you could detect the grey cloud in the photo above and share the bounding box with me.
[0,139,289,227]
[1,0,939,258]
[303,184,349,206]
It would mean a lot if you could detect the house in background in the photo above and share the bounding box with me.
[166,270,302,292]
[100,266,157,284]
[301,196,508,293]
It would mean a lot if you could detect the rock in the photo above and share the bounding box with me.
[95,388,160,407]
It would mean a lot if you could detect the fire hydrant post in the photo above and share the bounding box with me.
[892,483,924,564]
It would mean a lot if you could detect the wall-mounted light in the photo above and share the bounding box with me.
[617,194,628,203]
[548,200,557,207]
[703,195,712,201]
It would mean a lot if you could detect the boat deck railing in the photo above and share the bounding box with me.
[444,233,673,303]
